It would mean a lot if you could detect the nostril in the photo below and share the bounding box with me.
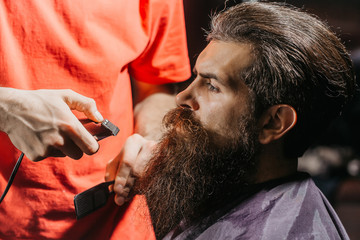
[180,103,191,109]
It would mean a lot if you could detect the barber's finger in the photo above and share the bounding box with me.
[52,138,84,160]
[115,195,126,206]
[61,89,104,122]
[114,179,133,206]
[110,134,148,205]
[112,142,142,204]
[61,118,99,155]
[115,175,137,205]
[113,164,132,206]
[114,174,136,195]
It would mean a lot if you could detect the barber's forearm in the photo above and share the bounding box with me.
[134,92,176,140]
[0,87,17,132]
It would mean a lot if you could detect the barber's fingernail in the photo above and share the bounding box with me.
[115,196,125,206]
[95,111,104,122]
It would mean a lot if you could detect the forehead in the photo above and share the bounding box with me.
[196,40,254,87]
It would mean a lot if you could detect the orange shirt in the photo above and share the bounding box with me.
[0,0,190,239]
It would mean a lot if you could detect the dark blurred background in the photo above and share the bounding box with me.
[182,0,360,238]
[183,0,360,67]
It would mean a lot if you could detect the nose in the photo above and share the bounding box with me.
[175,82,199,110]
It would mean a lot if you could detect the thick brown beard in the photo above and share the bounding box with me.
[135,107,259,239]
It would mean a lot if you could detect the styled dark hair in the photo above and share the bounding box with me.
[207,2,356,157]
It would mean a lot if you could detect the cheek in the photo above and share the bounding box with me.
[195,93,244,136]
[199,101,231,134]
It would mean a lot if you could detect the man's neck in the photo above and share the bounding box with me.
[255,143,298,183]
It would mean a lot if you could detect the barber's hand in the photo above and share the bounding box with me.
[105,134,156,206]
[0,88,103,161]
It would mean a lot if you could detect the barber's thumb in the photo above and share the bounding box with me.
[105,158,119,182]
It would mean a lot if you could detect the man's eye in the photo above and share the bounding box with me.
[206,82,219,92]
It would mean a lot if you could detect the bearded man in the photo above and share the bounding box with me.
[107,2,355,239]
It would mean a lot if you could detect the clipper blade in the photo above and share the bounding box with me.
[80,118,120,141]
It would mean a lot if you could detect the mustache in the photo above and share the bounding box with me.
[160,107,212,154]
[163,107,202,133]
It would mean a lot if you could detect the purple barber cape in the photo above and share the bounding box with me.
[163,172,349,240]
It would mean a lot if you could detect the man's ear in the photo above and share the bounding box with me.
[258,105,297,145]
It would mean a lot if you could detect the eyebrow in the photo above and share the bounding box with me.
[193,67,226,85]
